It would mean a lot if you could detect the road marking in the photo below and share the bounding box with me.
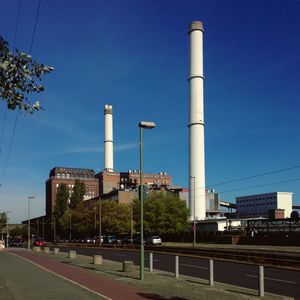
[245,274,296,284]
[181,263,208,270]
[113,253,126,257]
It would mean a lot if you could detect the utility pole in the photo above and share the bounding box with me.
[28,196,34,250]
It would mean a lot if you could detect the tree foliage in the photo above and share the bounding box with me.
[101,201,131,235]
[0,212,7,231]
[9,226,28,239]
[133,191,189,235]
[69,179,86,209]
[70,179,85,209]
[0,36,53,113]
[53,183,69,222]
[59,202,94,238]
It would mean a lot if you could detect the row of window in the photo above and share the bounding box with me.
[56,173,94,179]
[237,196,276,203]
[55,184,97,190]
[237,202,276,208]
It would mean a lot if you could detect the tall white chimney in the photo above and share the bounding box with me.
[104,104,114,172]
[188,21,206,220]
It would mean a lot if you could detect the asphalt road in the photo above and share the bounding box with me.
[58,246,300,299]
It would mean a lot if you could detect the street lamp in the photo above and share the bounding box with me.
[98,197,102,247]
[138,121,156,280]
[190,176,196,247]
[6,211,11,248]
[28,196,34,250]
[69,211,72,241]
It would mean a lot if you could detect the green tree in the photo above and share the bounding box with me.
[133,191,189,235]
[9,226,28,239]
[53,183,69,222]
[0,212,7,231]
[0,36,53,113]
[101,201,131,235]
[69,179,86,209]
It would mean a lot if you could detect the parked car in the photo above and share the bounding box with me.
[122,236,134,244]
[82,237,95,244]
[9,239,23,247]
[145,236,162,245]
[104,235,121,244]
[95,236,104,243]
[32,238,46,247]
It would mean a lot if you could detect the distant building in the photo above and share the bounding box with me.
[178,188,223,217]
[45,167,99,218]
[45,167,174,217]
[95,169,172,195]
[236,192,293,219]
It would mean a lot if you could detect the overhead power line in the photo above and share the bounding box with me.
[0,111,19,185]
[218,178,300,195]
[0,0,42,187]
[190,177,300,199]
[206,165,300,189]
[0,0,21,154]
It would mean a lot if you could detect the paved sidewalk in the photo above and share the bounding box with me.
[1,248,292,300]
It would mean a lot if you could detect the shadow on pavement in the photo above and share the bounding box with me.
[138,294,186,300]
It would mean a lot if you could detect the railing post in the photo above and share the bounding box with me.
[209,259,214,286]
[149,252,153,272]
[259,265,264,297]
[175,255,179,278]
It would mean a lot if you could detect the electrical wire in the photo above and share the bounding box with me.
[29,0,42,54]
[0,111,19,185]
[206,165,300,189]
[0,0,21,154]
[0,0,42,187]
[218,178,300,195]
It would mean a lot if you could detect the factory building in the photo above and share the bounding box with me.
[96,169,171,195]
[235,192,293,219]
[45,167,99,217]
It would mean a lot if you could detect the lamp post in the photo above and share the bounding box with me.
[99,197,102,247]
[138,121,156,280]
[190,176,196,247]
[130,203,133,240]
[94,206,97,230]
[6,211,11,248]
[28,196,34,250]
[69,211,72,241]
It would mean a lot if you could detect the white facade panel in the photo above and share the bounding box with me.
[236,192,293,219]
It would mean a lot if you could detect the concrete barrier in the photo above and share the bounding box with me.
[44,247,50,253]
[123,261,135,272]
[69,250,76,259]
[53,248,60,255]
[93,255,102,265]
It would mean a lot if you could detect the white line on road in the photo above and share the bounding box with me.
[113,254,126,257]
[245,274,296,284]
[181,263,208,270]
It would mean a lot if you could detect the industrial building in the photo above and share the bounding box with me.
[235,192,293,219]
[44,166,174,218]
[45,167,99,218]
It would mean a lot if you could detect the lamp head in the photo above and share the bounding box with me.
[138,121,156,129]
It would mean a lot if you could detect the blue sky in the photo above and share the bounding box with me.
[1,0,300,223]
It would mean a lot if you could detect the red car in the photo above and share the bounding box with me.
[32,238,46,247]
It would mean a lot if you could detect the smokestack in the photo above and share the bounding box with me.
[104,104,114,172]
[188,21,206,220]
